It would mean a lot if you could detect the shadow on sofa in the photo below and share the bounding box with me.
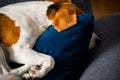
[80,13,120,80]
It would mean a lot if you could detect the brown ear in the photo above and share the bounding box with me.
[47,9,57,20]
[52,9,77,32]
[47,3,60,20]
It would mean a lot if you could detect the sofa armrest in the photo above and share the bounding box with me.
[80,13,120,80]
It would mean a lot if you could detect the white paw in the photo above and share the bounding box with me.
[23,56,55,79]
[89,33,100,49]
[22,65,41,79]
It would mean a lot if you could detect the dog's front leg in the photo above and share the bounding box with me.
[10,64,30,76]
[9,46,55,78]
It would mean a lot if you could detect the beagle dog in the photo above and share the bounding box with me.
[0,0,85,79]
[0,1,56,79]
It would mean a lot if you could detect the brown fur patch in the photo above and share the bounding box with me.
[0,14,20,47]
[47,3,84,32]
[52,8,77,31]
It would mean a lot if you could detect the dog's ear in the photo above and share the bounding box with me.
[52,8,77,32]
[47,3,60,20]
[47,3,84,32]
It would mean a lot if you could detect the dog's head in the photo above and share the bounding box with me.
[46,0,84,32]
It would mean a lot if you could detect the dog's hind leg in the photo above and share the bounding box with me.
[0,46,11,74]
[10,64,30,76]
[8,46,55,78]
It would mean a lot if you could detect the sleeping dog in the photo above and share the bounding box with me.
[0,1,56,79]
[0,0,98,79]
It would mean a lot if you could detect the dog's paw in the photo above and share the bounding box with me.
[23,73,35,80]
[89,33,101,50]
[28,65,41,77]
[23,55,55,79]
[22,65,41,79]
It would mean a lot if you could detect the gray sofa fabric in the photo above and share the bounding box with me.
[72,0,92,13]
[80,13,120,80]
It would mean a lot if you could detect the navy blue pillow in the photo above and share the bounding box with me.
[33,13,94,80]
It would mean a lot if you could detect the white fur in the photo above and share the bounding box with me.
[89,33,100,49]
[0,46,11,74]
[0,74,22,80]
[0,46,22,80]
[0,1,55,78]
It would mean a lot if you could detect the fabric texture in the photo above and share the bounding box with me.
[33,13,94,80]
[72,0,92,13]
[1,0,120,80]
[79,13,120,80]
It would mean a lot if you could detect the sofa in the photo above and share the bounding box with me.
[80,13,120,80]
[0,0,120,80]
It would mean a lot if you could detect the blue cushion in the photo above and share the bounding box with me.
[33,13,94,80]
